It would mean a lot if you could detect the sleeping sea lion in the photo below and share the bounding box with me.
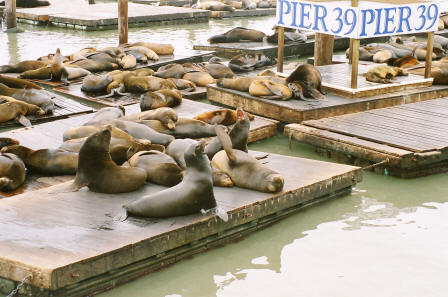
[130,42,175,55]
[0,60,48,73]
[123,107,178,129]
[83,106,125,126]
[196,1,235,12]
[100,47,125,58]
[365,65,407,84]
[73,126,147,193]
[211,125,284,193]
[249,80,292,100]
[0,83,54,114]
[208,27,265,43]
[167,78,196,92]
[0,75,41,90]
[125,139,217,218]
[81,74,114,93]
[124,75,177,93]
[1,145,78,175]
[193,108,254,125]
[0,153,26,192]
[120,54,137,70]
[86,52,121,65]
[286,64,324,100]
[69,59,118,72]
[140,89,183,111]
[128,150,183,186]
[199,62,235,79]
[0,138,19,150]
[217,76,286,92]
[182,71,215,86]
[154,64,185,79]
[111,119,175,146]
[124,46,159,61]
[387,55,419,68]
[141,117,222,138]
[0,96,45,126]
[229,54,276,73]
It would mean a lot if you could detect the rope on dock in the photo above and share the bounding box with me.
[6,275,32,297]
[361,158,390,171]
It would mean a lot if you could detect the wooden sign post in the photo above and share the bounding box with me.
[350,0,359,89]
[277,26,285,73]
[118,0,128,45]
[314,33,334,66]
[425,32,435,79]
[5,0,17,30]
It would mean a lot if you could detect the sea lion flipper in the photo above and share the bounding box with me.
[16,114,32,127]
[114,206,129,222]
[214,124,237,163]
[298,81,324,99]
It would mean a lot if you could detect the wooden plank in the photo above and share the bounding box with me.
[314,33,334,66]
[0,152,361,292]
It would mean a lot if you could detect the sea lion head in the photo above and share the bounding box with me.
[185,139,207,165]
[265,173,284,193]
[159,108,178,130]
[82,125,112,153]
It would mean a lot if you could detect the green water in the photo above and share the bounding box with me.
[1,16,448,297]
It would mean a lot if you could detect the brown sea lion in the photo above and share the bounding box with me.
[100,47,125,58]
[211,126,284,193]
[49,48,69,84]
[73,126,147,193]
[249,80,292,100]
[86,52,121,65]
[0,96,45,126]
[387,55,419,68]
[212,166,233,187]
[166,138,197,169]
[139,89,183,111]
[429,67,448,85]
[81,74,114,93]
[154,64,185,79]
[197,1,235,12]
[128,150,183,186]
[286,64,324,100]
[120,54,137,70]
[124,75,177,93]
[111,119,175,146]
[167,78,196,92]
[142,117,221,138]
[69,59,118,72]
[208,27,265,43]
[134,68,155,76]
[229,54,276,73]
[217,76,286,92]
[123,107,178,129]
[193,108,254,125]
[0,138,19,150]
[0,60,48,73]
[182,71,215,86]
[199,62,235,79]
[365,65,407,84]
[0,83,54,114]
[0,153,26,192]
[83,106,125,126]
[1,145,78,175]
[130,42,175,55]
[124,46,159,61]
[0,75,41,90]
[68,47,98,61]
[125,139,217,218]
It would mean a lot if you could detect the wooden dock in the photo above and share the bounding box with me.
[0,152,361,297]
[9,2,210,30]
[209,8,276,18]
[284,97,448,178]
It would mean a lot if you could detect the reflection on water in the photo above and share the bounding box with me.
[1,17,448,297]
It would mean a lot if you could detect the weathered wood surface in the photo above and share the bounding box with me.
[207,83,448,123]
[9,2,209,30]
[0,153,361,294]
[314,33,334,66]
[284,97,448,178]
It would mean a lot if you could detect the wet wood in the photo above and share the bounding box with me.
[118,0,128,45]
[284,97,448,178]
[0,153,361,295]
[5,0,17,29]
[314,33,334,66]
[277,26,284,73]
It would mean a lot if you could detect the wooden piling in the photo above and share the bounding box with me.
[5,0,17,30]
[118,0,128,45]
[314,33,334,66]
[424,32,434,79]
[350,0,359,89]
[88,0,96,4]
[277,26,285,73]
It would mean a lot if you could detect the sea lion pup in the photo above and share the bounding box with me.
[387,55,419,68]
[365,65,408,84]
[167,78,196,92]
[208,27,265,43]
[154,64,185,79]
[128,150,183,187]
[73,126,147,193]
[0,96,45,126]
[130,42,175,55]
[193,108,254,125]
[124,75,177,93]
[0,60,48,74]
[0,75,41,90]
[125,139,217,218]
[0,153,26,192]
[68,59,118,72]
[123,107,178,130]
[140,89,182,111]
[182,71,215,87]
[83,106,125,126]
[0,83,54,114]
[205,108,249,159]
[111,119,175,146]
[229,54,276,73]
[142,118,222,138]
[81,74,114,93]
[217,76,286,92]
[286,64,324,100]
[1,145,78,175]
[198,61,235,79]
[212,126,284,193]
[249,80,292,100]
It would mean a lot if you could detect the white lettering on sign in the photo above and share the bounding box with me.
[276,0,440,39]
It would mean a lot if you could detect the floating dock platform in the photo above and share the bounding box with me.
[209,8,276,18]
[0,152,361,297]
[284,97,448,178]
[7,2,209,30]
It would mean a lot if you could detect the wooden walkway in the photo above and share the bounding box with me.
[0,153,361,297]
[10,2,209,30]
[284,97,448,178]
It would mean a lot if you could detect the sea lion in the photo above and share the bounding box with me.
[154,64,185,79]
[0,75,41,90]
[167,78,196,92]
[212,166,233,187]
[286,64,324,100]
[69,59,118,72]
[365,65,407,84]
[0,60,48,73]
[83,106,125,126]
[242,0,256,9]
[86,52,121,65]
[124,46,159,61]
[128,150,183,186]
[182,71,215,86]
[142,117,222,138]
[387,55,419,68]
[120,54,137,70]
[166,138,197,168]
[0,83,54,114]
[208,27,265,43]
[0,138,19,150]
[139,89,182,111]
[81,74,114,93]
[212,126,284,193]
[428,67,448,85]
[100,47,125,58]
[193,108,254,125]
[199,62,235,79]
[217,76,286,92]
[134,68,155,76]
[112,119,175,146]
[49,48,70,84]
[0,153,26,192]
[435,35,448,50]
[124,75,177,93]
[124,49,147,64]
[68,47,98,61]
[0,0,49,8]
[204,108,250,159]
[267,30,307,44]
[249,80,292,100]
[196,1,235,12]
[229,54,276,73]
[125,139,217,218]
[0,96,45,126]
[130,42,175,55]
[1,145,78,175]
[73,126,147,193]
[123,107,178,129]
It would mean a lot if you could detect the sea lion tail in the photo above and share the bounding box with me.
[215,124,237,163]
